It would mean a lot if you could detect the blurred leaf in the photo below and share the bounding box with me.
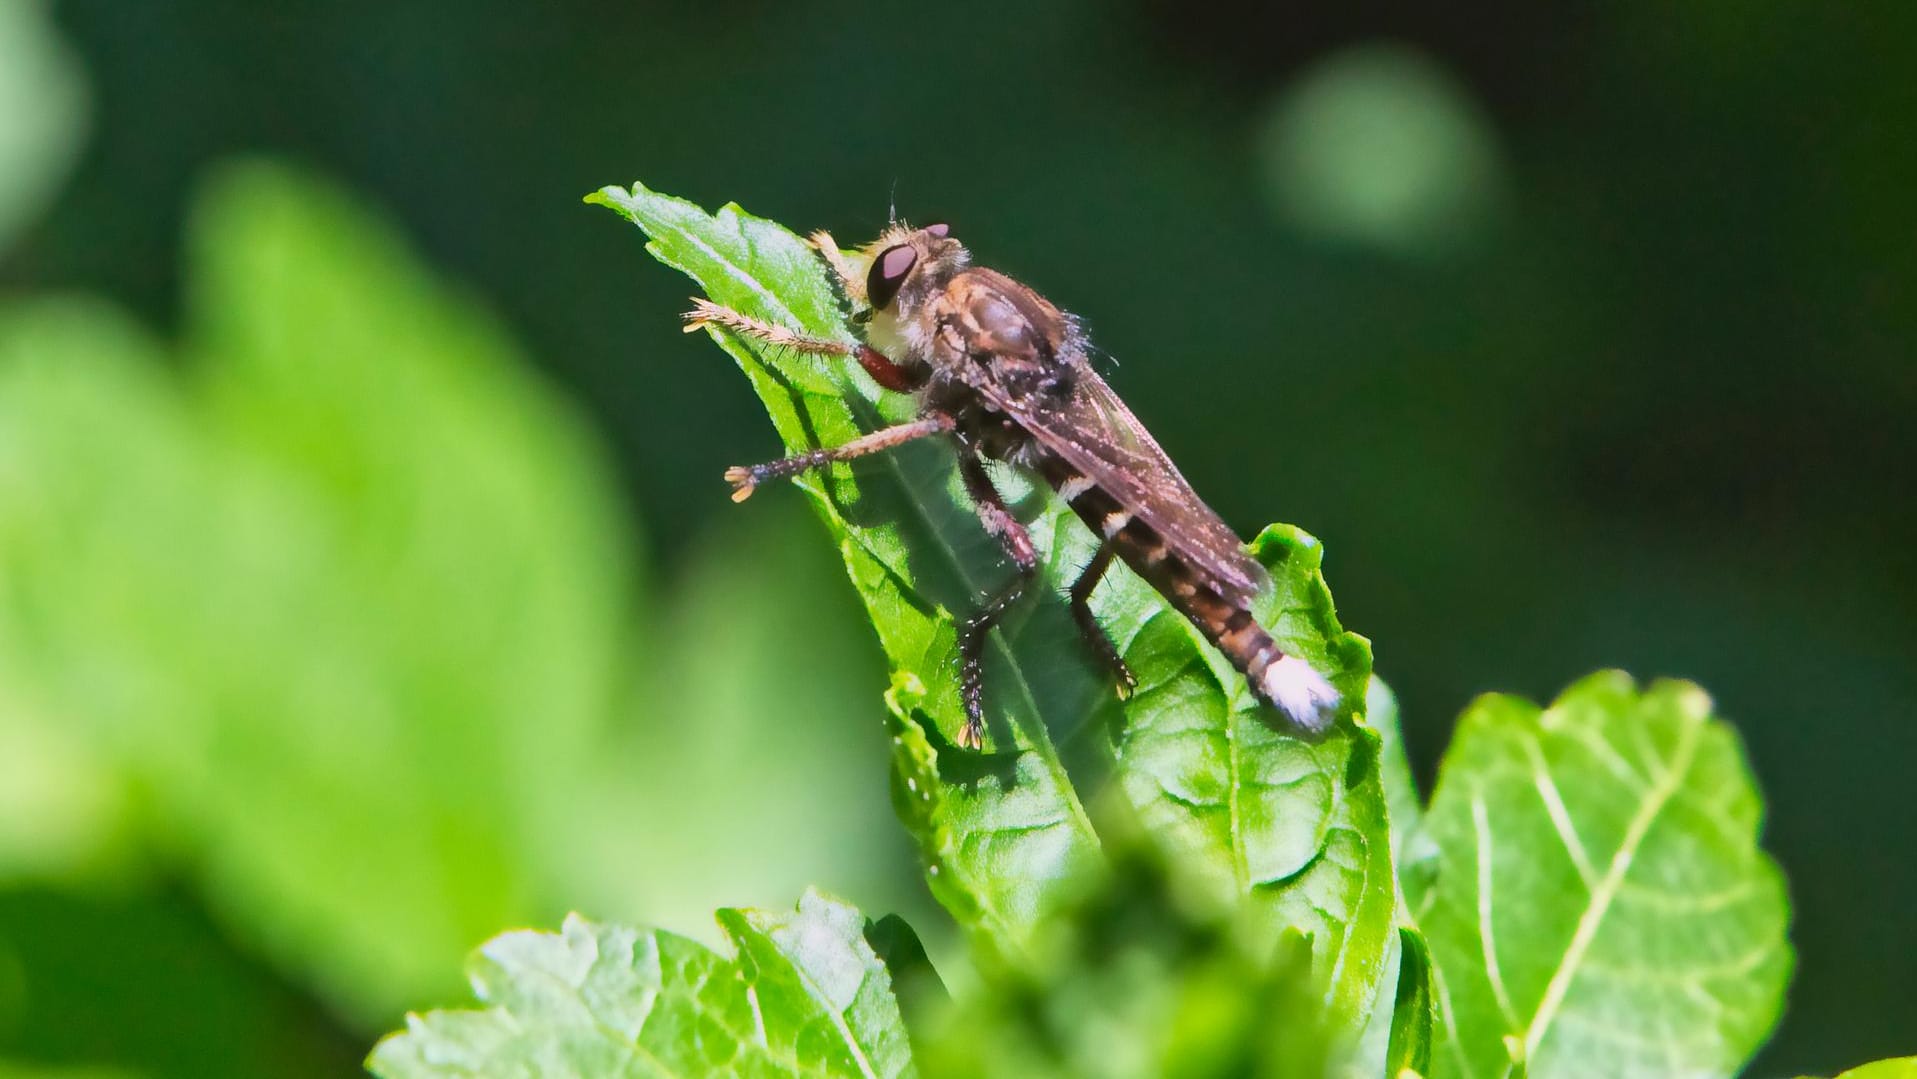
[0,164,639,1020]
[1370,676,1436,1079]
[1818,1059,1917,1079]
[0,887,362,1079]
[0,709,129,885]
[0,162,921,1061]
[0,1063,137,1079]
[564,507,914,943]
[861,913,945,1045]
[0,299,198,884]
[1357,678,1436,1079]
[592,184,1397,1036]
[916,837,1331,1079]
[1369,677,1421,859]
[369,891,913,1079]
[1386,927,1436,1079]
[180,162,639,1018]
[0,0,87,250]
[1409,672,1792,1079]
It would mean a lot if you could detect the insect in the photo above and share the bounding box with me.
[684,220,1340,749]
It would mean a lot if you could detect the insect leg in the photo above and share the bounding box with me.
[683,298,919,392]
[682,298,849,356]
[1068,540,1139,698]
[724,414,953,502]
[955,448,1038,749]
[807,230,865,302]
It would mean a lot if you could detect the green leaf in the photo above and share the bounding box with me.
[182,163,638,1017]
[1822,1059,1917,1079]
[369,890,914,1079]
[1410,672,1791,1079]
[1098,524,1392,1029]
[1369,676,1422,861]
[0,1063,138,1079]
[0,886,367,1079]
[0,165,640,1018]
[590,183,1398,1035]
[589,182,1102,948]
[0,300,174,884]
[563,505,922,944]
[916,840,1333,1079]
[862,912,946,1043]
[1386,927,1436,1078]
[0,163,922,1045]
[1369,676,1438,1079]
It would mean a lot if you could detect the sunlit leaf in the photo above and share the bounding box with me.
[0,165,639,1019]
[589,183,1103,949]
[0,301,172,884]
[1820,1058,1917,1079]
[1096,524,1391,1027]
[176,162,639,1016]
[1411,672,1791,1079]
[369,891,913,1079]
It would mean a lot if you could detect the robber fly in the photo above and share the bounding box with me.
[684,220,1340,749]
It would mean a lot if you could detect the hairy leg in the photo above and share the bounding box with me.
[808,230,866,302]
[954,449,1039,749]
[683,298,851,356]
[723,415,953,501]
[683,297,918,392]
[1069,540,1138,698]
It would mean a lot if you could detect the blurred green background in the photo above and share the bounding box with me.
[0,1,1911,1075]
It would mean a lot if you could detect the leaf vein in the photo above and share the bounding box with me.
[1520,710,1707,1062]
[1471,790,1521,1031]
[1522,736,1597,888]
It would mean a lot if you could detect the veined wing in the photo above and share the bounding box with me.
[990,364,1268,605]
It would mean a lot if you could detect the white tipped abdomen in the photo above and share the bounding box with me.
[1260,655,1341,733]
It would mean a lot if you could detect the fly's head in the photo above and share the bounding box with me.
[857,221,965,362]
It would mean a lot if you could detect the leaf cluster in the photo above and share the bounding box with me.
[366,187,1865,1077]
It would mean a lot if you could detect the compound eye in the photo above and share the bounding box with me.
[922,222,950,238]
[866,244,918,310]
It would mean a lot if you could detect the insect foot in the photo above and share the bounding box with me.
[680,297,726,333]
[957,716,984,751]
[723,465,758,502]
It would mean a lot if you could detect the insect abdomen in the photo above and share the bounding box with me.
[1043,459,1339,734]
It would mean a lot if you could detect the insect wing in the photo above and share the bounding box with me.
[989,365,1267,605]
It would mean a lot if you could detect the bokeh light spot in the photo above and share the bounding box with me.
[1256,43,1504,258]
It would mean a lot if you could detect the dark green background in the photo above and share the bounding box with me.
[5,1,1913,1074]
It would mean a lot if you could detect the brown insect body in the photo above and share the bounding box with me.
[692,221,1340,747]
